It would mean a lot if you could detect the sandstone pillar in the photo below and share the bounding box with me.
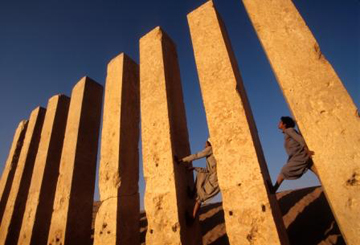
[241,0,360,244]
[0,107,46,245]
[187,2,289,244]
[18,95,70,245]
[47,77,103,245]
[93,54,140,245]
[0,120,28,223]
[140,27,202,245]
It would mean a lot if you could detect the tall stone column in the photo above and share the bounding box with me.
[47,77,103,245]
[140,27,202,245]
[0,120,28,223]
[187,2,289,245]
[0,107,46,245]
[241,0,360,244]
[18,95,70,245]
[93,54,140,245]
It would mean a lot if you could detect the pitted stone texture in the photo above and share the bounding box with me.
[242,0,360,244]
[140,27,201,245]
[0,107,45,245]
[47,77,103,245]
[0,120,28,223]
[95,194,140,245]
[94,54,140,245]
[18,95,70,245]
[188,2,289,245]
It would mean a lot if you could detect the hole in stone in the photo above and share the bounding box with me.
[56,238,60,242]
[229,211,233,216]
[261,204,266,212]
[102,223,107,229]
[155,163,159,167]
[237,183,241,187]
[346,173,358,186]
[107,231,111,234]
[100,231,103,235]
[150,229,154,234]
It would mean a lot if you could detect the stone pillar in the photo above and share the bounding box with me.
[0,120,28,223]
[93,54,140,245]
[140,27,202,245]
[0,107,46,245]
[241,0,360,244]
[47,77,103,245]
[18,95,70,245]
[187,2,289,245]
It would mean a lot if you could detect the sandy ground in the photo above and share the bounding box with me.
[93,186,345,245]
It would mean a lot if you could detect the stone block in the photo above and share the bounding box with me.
[47,77,103,245]
[241,0,360,244]
[140,27,202,245]
[187,1,289,244]
[18,95,70,245]
[0,120,28,223]
[0,107,46,245]
[93,53,140,245]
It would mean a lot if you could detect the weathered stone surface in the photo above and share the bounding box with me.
[140,27,202,245]
[241,0,360,244]
[0,120,28,223]
[47,77,103,245]
[187,2,289,244]
[18,95,70,245]
[0,107,46,245]
[93,53,140,245]
[92,187,344,245]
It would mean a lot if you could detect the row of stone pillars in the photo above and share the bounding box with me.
[0,1,358,245]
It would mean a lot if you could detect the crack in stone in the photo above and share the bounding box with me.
[99,192,139,205]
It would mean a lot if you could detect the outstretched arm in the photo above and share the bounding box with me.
[181,146,212,163]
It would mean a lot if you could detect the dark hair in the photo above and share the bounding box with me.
[281,116,295,128]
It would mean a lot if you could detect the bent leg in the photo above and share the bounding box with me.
[310,164,319,178]
[273,174,284,193]
[192,200,201,218]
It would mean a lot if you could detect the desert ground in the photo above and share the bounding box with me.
[93,186,345,245]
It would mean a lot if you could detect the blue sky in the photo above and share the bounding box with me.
[0,0,359,208]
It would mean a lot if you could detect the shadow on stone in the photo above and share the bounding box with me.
[92,186,345,245]
[277,186,315,215]
[278,187,345,245]
[208,233,229,245]
[199,203,226,238]
[140,212,147,244]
